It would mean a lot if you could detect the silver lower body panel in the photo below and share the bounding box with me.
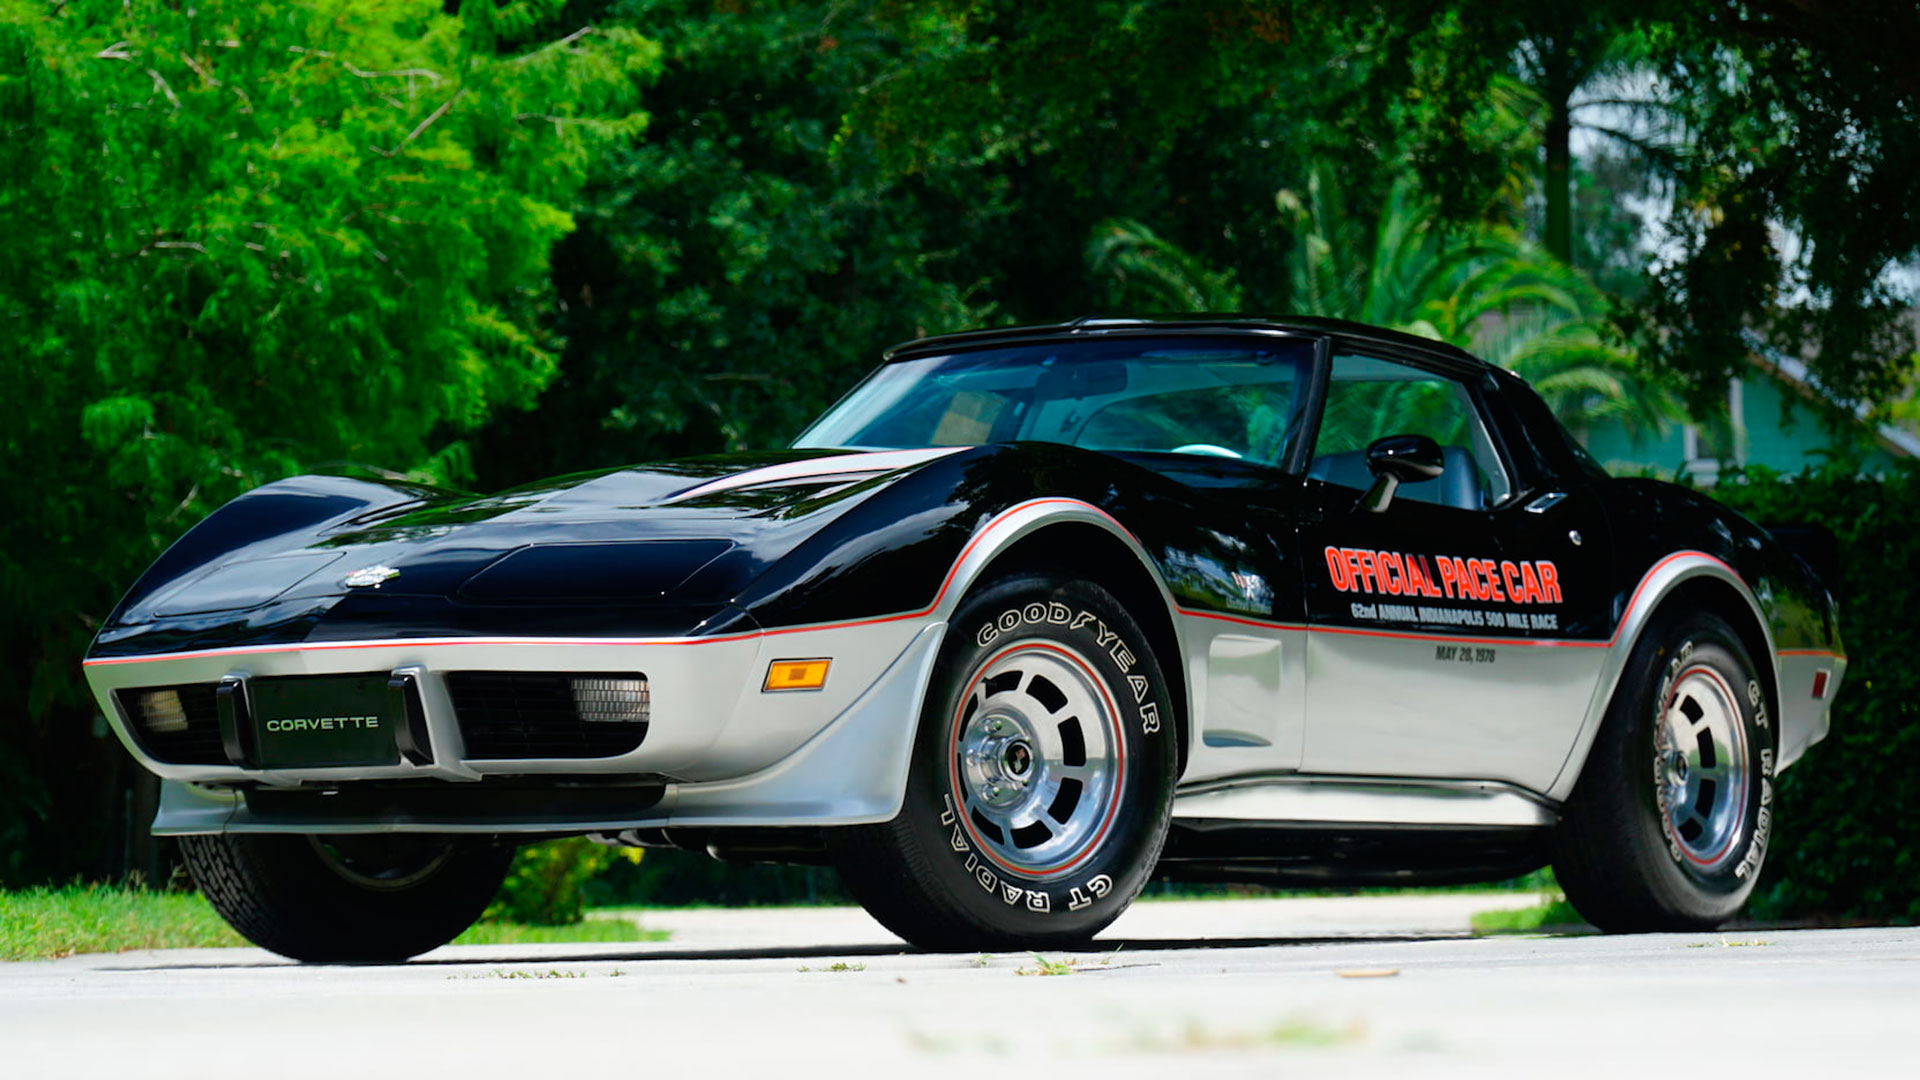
[102,621,948,835]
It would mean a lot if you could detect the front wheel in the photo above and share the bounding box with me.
[1554,612,1775,932]
[179,833,514,962]
[831,574,1178,950]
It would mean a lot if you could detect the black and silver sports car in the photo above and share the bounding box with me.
[84,317,1846,960]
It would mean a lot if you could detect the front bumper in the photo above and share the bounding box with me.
[83,619,945,835]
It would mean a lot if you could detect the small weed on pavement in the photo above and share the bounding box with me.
[1016,953,1076,976]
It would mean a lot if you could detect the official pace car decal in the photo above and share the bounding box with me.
[1324,546,1563,632]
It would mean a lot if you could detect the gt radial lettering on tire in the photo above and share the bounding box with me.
[947,640,1126,878]
[828,571,1177,951]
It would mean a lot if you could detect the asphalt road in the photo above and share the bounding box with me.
[3,894,1914,1078]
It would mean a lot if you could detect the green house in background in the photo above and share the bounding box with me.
[1579,343,1919,482]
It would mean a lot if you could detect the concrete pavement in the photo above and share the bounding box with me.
[2,894,1912,1078]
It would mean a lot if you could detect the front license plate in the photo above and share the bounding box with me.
[251,674,399,768]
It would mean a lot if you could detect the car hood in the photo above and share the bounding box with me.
[100,447,966,638]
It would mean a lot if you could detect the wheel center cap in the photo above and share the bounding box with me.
[1664,750,1690,786]
[1004,740,1033,778]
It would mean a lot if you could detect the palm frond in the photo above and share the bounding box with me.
[1085,218,1241,313]
[1282,168,1680,440]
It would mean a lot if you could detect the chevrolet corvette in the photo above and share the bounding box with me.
[82,317,1846,960]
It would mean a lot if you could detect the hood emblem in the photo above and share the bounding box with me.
[342,565,400,588]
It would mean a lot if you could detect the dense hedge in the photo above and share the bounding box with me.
[482,839,630,926]
[1711,463,1920,923]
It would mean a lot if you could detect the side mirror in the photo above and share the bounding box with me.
[1360,434,1444,513]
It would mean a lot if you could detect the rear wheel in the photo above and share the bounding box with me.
[1554,612,1775,931]
[179,833,514,962]
[831,573,1177,950]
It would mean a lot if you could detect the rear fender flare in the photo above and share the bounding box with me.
[1544,551,1777,803]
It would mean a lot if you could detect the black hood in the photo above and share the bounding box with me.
[90,447,967,656]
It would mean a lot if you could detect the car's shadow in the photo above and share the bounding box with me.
[99,932,1471,972]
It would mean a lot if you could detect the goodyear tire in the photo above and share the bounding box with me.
[1554,612,1775,932]
[178,833,514,962]
[831,573,1177,950]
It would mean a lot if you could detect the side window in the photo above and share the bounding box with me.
[1308,354,1513,509]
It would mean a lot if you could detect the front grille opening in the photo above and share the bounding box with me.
[446,672,650,760]
[116,684,225,765]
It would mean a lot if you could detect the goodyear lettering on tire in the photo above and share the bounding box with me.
[975,604,1161,735]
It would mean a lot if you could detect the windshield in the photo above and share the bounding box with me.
[794,335,1316,467]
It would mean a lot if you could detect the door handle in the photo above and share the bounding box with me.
[1525,491,1567,514]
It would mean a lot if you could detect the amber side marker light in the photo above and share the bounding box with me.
[764,658,831,692]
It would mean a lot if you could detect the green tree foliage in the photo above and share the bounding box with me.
[847,1,1920,415]
[1287,178,1676,438]
[510,1,1630,476]
[1637,3,1920,413]
[483,1,1635,486]
[841,1,1405,323]
[0,0,654,882]
[1090,169,1679,438]
[1389,1,1920,412]
[471,1,1322,483]
[471,0,997,482]
[1085,219,1242,314]
[1561,148,1659,304]
[483,838,634,925]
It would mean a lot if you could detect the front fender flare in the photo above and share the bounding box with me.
[929,498,1193,765]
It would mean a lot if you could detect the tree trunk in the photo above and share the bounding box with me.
[1543,33,1575,265]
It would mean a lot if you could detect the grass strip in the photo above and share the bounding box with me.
[454,919,663,945]
[1470,895,1590,934]
[0,885,245,960]
[1,886,665,959]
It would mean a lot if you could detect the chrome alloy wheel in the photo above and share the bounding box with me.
[948,640,1125,877]
[1655,665,1752,871]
